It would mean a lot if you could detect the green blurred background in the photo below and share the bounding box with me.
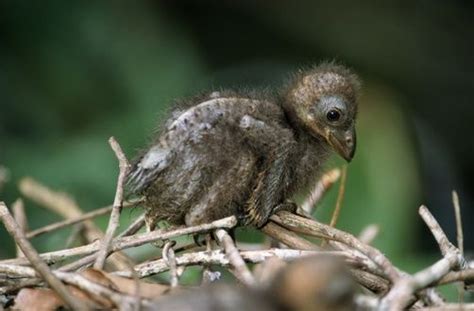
[0,1,472,294]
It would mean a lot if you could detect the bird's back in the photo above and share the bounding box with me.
[127,91,286,226]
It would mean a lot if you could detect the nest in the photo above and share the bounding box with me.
[0,137,472,310]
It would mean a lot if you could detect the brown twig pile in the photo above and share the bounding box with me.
[0,137,472,310]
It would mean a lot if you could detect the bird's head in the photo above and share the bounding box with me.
[283,63,360,162]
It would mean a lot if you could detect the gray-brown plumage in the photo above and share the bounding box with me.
[127,63,360,230]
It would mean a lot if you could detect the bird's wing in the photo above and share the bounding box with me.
[126,95,284,194]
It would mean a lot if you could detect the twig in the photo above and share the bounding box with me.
[380,206,465,310]
[12,199,28,257]
[0,216,238,267]
[271,211,400,282]
[19,177,135,270]
[114,249,334,278]
[26,205,112,239]
[25,199,142,239]
[452,190,465,303]
[300,168,341,215]
[452,191,464,256]
[358,224,380,245]
[65,224,85,248]
[117,213,145,238]
[214,229,255,286]
[328,165,347,228]
[54,271,140,310]
[419,205,460,258]
[438,268,474,285]
[0,202,87,311]
[60,214,145,272]
[163,241,178,287]
[95,137,130,269]
[0,166,9,192]
[261,222,319,250]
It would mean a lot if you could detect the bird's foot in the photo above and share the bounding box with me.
[273,200,298,214]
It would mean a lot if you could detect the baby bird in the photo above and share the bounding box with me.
[127,63,360,230]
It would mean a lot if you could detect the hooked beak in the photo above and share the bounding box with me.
[327,127,356,162]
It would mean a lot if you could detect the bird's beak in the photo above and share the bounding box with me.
[326,127,356,162]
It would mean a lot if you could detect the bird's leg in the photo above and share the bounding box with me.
[238,115,296,227]
[244,143,295,227]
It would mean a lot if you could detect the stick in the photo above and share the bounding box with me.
[114,249,333,278]
[261,222,319,250]
[452,191,464,255]
[328,165,347,228]
[300,168,341,215]
[26,199,143,239]
[116,213,145,238]
[19,177,135,270]
[271,211,400,282]
[380,206,465,310]
[0,202,87,311]
[214,229,255,286]
[0,215,238,266]
[95,137,130,269]
[452,190,465,302]
[12,199,28,257]
[357,224,379,245]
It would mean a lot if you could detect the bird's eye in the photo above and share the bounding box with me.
[326,109,341,122]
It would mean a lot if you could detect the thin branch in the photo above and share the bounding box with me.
[19,177,135,270]
[0,202,87,311]
[380,206,465,310]
[0,166,9,192]
[12,199,28,257]
[0,215,238,267]
[419,205,459,258]
[214,229,255,286]
[452,190,465,303]
[261,222,319,250]
[452,191,464,255]
[300,168,341,215]
[114,249,335,278]
[95,137,130,269]
[271,211,400,282]
[54,271,140,310]
[328,165,347,228]
[358,224,379,245]
[117,213,145,238]
[26,199,143,239]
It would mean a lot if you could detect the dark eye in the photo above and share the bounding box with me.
[326,109,341,122]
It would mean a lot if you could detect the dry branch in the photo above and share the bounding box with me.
[0,202,87,311]
[94,137,130,269]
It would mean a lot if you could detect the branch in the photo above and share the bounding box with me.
[300,168,341,215]
[12,199,28,258]
[271,211,400,282]
[114,249,337,278]
[0,202,87,311]
[95,137,130,269]
[0,215,238,267]
[379,206,466,310]
[215,229,255,286]
[26,199,142,239]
